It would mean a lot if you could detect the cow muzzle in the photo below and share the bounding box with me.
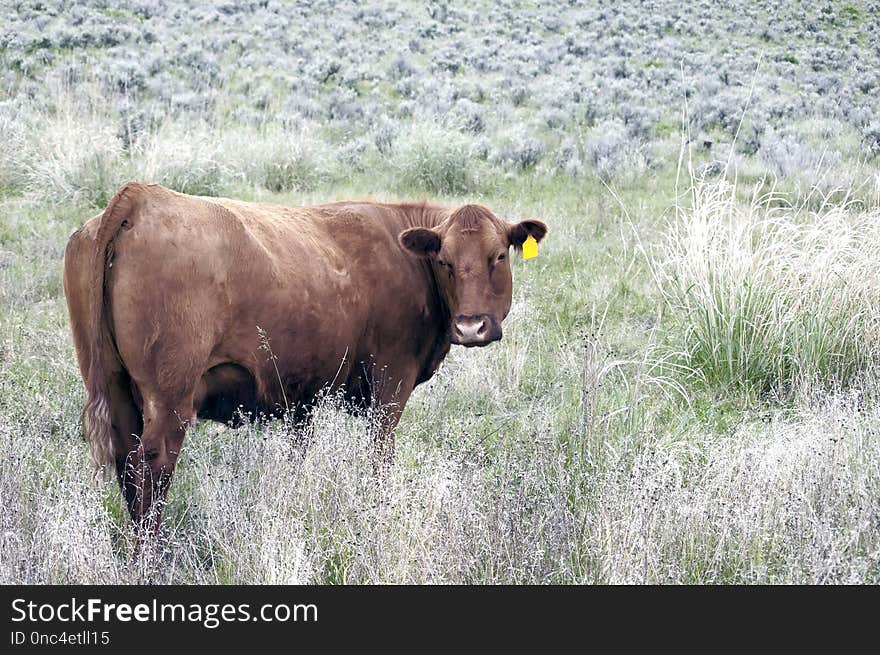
[451,314,502,347]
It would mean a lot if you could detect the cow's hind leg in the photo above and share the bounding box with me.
[127,392,194,537]
[107,372,143,512]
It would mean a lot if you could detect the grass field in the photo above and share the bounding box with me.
[1,1,879,583]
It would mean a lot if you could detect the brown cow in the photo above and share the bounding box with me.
[63,182,547,534]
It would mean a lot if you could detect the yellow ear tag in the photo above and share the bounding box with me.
[522,235,539,260]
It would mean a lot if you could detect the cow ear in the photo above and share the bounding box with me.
[399,227,441,258]
[508,219,548,248]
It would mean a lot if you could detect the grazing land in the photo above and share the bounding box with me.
[1,0,879,583]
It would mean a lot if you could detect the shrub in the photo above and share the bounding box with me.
[583,120,649,180]
[862,122,880,158]
[556,137,582,176]
[0,110,28,194]
[759,132,840,182]
[449,98,486,134]
[490,129,545,170]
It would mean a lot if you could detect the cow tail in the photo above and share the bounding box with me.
[82,183,143,477]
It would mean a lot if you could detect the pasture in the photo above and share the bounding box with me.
[1,0,879,583]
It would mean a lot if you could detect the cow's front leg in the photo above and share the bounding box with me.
[371,373,416,474]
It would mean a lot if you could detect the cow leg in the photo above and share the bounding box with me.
[107,373,143,512]
[371,373,416,473]
[127,395,192,538]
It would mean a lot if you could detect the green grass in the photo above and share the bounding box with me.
[839,4,864,22]
[96,8,143,21]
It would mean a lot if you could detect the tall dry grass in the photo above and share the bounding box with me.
[2,298,878,584]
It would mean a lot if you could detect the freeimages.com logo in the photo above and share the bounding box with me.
[9,597,318,645]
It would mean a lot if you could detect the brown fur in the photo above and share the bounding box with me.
[63,182,547,534]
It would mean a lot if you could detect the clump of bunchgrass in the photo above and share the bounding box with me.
[11,98,125,205]
[651,176,880,396]
[133,122,229,197]
[388,121,480,195]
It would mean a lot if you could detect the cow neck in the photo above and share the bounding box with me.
[403,204,453,380]
[405,205,451,325]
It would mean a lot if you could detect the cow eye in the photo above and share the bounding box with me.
[497,253,506,262]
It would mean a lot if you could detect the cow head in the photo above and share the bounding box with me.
[399,204,547,347]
